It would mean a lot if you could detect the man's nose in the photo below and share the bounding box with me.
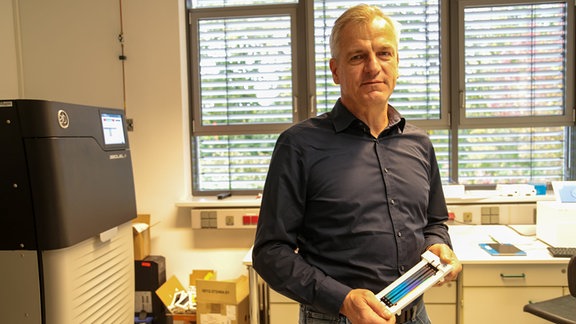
[364,53,380,73]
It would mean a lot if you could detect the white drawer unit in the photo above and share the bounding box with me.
[268,289,299,324]
[424,282,457,324]
[459,263,569,324]
[461,264,567,287]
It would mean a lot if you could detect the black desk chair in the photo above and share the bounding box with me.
[523,255,576,324]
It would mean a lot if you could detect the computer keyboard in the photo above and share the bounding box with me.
[547,246,576,258]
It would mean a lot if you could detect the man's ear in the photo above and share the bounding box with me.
[395,55,400,78]
[329,58,340,84]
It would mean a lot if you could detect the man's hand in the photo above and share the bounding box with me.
[339,289,396,323]
[427,243,462,282]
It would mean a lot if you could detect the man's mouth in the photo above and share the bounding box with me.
[362,80,384,86]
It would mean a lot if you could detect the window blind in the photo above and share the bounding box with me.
[190,5,296,192]
[458,1,568,185]
[463,3,566,118]
[193,134,277,191]
[458,127,566,183]
[197,16,294,127]
[190,0,296,9]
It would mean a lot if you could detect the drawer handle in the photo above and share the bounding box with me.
[500,273,526,279]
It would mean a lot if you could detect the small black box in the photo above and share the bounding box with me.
[135,255,169,324]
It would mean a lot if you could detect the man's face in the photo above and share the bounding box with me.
[329,17,399,109]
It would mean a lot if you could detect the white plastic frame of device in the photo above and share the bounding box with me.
[375,251,453,315]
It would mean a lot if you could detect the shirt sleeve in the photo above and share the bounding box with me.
[251,131,351,315]
[423,141,452,250]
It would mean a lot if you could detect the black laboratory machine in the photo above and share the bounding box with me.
[0,99,137,323]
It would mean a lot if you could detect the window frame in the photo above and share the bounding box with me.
[188,3,309,137]
[447,0,575,186]
[187,2,315,195]
[186,0,576,195]
[451,0,575,129]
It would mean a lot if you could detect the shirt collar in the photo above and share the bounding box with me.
[331,98,406,135]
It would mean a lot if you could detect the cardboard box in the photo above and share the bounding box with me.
[196,298,249,324]
[132,214,151,260]
[155,275,186,311]
[190,269,217,286]
[196,275,250,324]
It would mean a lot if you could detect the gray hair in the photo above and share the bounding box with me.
[329,4,401,59]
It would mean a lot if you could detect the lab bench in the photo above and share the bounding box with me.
[451,225,570,324]
[244,225,571,324]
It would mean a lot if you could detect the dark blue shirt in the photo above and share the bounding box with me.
[252,99,452,315]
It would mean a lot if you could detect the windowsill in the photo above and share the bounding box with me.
[444,191,555,204]
[176,191,555,209]
[176,195,262,208]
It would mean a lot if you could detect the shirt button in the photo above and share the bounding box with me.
[400,265,405,271]
[390,199,395,205]
[384,168,389,173]
[397,232,402,237]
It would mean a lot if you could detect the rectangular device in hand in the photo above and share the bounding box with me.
[375,251,453,315]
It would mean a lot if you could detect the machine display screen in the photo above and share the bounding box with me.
[101,113,126,145]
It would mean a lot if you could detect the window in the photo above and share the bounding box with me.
[187,0,575,194]
[453,0,574,184]
[188,3,302,192]
[190,0,296,8]
[462,3,567,120]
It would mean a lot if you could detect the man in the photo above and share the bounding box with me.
[252,4,462,324]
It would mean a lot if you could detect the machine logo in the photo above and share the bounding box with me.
[109,153,127,160]
[0,101,13,108]
[57,110,70,129]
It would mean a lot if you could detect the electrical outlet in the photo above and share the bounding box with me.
[225,215,234,226]
[463,212,473,223]
[126,118,134,131]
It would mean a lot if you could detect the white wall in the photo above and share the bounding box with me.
[1,0,253,283]
[119,0,254,282]
[14,0,124,107]
[0,0,20,98]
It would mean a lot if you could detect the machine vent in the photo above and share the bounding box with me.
[42,222,134,324]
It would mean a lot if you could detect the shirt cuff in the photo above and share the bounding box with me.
[315,276,352,315]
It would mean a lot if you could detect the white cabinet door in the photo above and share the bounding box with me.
[425,283,457,324]
[269,289,299,323]
[17,0,123,108]
[269,303,299,324]
[462,286,563,324]
[427,304,457,324]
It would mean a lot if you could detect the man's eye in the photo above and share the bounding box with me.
[347,55,365,65]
